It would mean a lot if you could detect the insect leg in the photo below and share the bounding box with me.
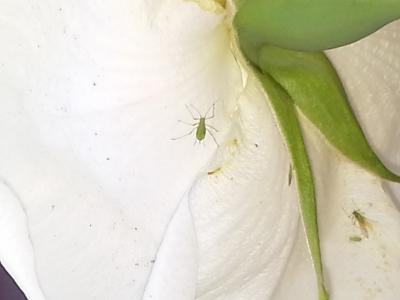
[206,124,219,132]
[171,127,196,140]
[207,129,219,146]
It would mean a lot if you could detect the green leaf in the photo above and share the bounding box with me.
[254,70,329,300]
[234,0,400,51]
[257,46,400,183]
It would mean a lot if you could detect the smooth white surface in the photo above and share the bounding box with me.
[0,0,234,299]
[0,1,400,300]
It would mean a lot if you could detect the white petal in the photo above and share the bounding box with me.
[4,1,399,300]
[144,75,298,300]
[143,196,198,300]
[192,77,298,300]
[0,0,241,299]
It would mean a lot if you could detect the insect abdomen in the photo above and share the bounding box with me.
[196,118,206,141]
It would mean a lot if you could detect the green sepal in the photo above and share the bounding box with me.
[254,69,329,300]
[256,46,400,182]
[234,0,400,51]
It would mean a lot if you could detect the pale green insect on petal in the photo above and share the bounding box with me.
[254,70,329,300]
[234,0,400,51]
[256,46,400,183]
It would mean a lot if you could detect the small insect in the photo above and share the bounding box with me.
[288,164,293,186]
[172,103,218,145]
[349,235,362,242]
[208,166,222,175]
[351,209,372,239]
[343,206,373,240]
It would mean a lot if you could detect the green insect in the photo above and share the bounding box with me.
[172,103,218,145]
[349,235,362,242]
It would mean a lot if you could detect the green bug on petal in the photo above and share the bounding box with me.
[349,235,362,243]
[172,104,219,145]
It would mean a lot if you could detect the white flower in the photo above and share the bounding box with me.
[0,1,399,299]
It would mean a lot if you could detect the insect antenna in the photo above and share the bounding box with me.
[205,103,216,119]
[177,120,197,127]
[186,104,201,120]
